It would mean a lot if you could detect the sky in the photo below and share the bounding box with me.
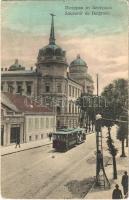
[1,0,128,93]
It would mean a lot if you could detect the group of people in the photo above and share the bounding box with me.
[112,171,128,199]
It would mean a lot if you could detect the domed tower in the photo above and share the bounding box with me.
[8,59,25,71]
[36,14,68,77]
[69,54,94,94]
[36,14,69,126]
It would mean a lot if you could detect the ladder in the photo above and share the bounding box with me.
[96,129,110,189]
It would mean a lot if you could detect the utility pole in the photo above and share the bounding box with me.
[97,74,99,96]
[95,74,110,188]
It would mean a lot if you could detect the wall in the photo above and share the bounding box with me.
[25,114,56,142]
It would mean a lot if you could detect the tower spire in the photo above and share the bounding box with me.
[49,13,56,45]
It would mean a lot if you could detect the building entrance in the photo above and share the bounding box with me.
[10,126,20,143]
[1,126,4,146]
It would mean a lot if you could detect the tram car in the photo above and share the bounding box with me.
[52,128,86,151]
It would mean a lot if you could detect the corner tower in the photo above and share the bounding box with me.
[36,14,69,128]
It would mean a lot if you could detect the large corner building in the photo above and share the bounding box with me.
[1,14,94,129]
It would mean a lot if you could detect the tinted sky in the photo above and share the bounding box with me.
[1,0,128,93]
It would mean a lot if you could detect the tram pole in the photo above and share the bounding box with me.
[97,73,99,96]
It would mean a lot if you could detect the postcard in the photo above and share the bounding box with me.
[1,0,128,199]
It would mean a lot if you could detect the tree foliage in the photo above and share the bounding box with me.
[106,135,118,156]
[101,78,128,120]
[101,78,128,128]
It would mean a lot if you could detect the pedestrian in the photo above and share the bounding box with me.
[121,171,128,197]
[112,184,123,199]
[15,136,20,148]
[97,150,103,175]
[48,133,52,141]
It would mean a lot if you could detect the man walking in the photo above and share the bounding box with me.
[15,135,20,148]
[48,133,52,141]
[121,171,128,197]
[112,184,123,199]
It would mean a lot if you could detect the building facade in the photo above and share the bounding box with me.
[1,93,56,146]
[1,14,94,129]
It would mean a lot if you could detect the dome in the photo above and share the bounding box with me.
[70,55,87,67]
[38,43,64,58]
[37,14,67,64]
[8,59,25,71]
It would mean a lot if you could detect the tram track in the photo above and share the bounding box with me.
[2,134,96,199]
[22,145,96,199]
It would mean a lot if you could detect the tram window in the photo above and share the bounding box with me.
[53,135,56,140]
[56,135,60,140]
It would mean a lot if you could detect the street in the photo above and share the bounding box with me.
[1,133,96,199]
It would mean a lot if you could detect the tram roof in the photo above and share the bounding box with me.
[53,127,85,135]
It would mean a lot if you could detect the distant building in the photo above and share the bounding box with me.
[1,92,56,146]
[1,14,94,129]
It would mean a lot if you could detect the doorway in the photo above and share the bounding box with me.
[1,126,4,146]
[10,126,20,143]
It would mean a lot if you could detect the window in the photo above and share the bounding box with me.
[50,118,53,128]
[72,103,74,113]
[41,118,44,128]
[72,87,74,97]
[78,89,80,97]
[27,85,31,96]
[75,106,77,113]
[57,106,61,114]
[28,118,32,130]
[1,84,3,91]
[35,135,38,140]
[17,85,22,94]
[69,85,71,96]
[29,136,32,141]
[8,83,13,93]
[76,88,78,97]
[46,118,49,128]
[57,83,62,93]
[35,118,39,129]
[69,103,71,113]
[46,85,50,92]
[41,134,43,139]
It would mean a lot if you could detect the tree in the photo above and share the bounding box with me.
[101,79,128,157]
[106,127,118,179]
[117,112,128,157]
[76,94,96,131]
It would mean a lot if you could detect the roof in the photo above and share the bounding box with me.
[2,92,53,114]
[1,93,19,112]
[8,59,25,71]
[53,127,85,135]
[70,55,87,67]
[1,70,37,76]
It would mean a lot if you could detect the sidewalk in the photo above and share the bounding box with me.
[1,138,52,156]
[1,132,93,156]
[86,126,128,199]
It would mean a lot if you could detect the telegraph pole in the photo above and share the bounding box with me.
[95,74,110,188]
[97,73,99,96]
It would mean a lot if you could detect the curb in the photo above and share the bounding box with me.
[83,177,96,199]
[1,142,52,156]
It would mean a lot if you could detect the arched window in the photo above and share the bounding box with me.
[57,120,60,128]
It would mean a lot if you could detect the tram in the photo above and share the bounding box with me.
[52,128,86,151]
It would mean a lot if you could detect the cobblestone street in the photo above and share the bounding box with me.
[1,133,97,199]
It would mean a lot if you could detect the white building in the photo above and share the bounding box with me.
[1,92,56,146]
